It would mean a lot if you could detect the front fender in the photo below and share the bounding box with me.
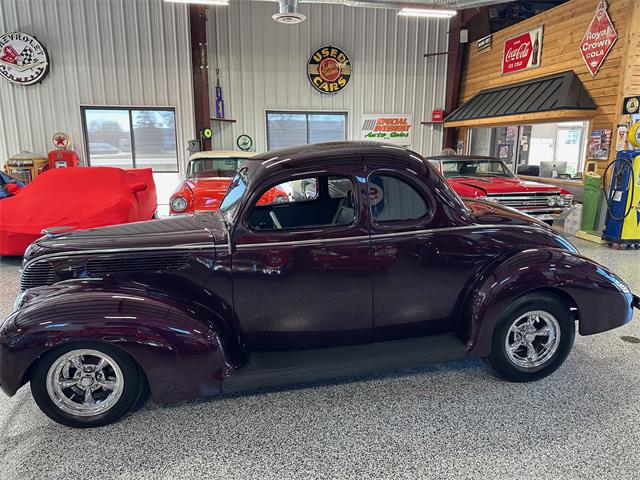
[461,248,634,358]
[0,280,244,403]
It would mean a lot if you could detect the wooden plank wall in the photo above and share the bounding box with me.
[455,0,639,174]
[621,0,640,96]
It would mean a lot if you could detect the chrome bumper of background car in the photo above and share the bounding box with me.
[522,205,574,221]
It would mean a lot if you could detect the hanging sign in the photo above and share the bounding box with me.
[236,134,253,151]
[307,46,351,94]
[616,124,628,151]
[580,0,617,77]
[52,132,71,150]
[0,32,49,85]
[361,114,413,146]
[477,35,492,53]
[623,96,640,115]
[588,129,612,160]
[502,26,543,75]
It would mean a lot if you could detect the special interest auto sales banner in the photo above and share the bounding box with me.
[502,26,543,75]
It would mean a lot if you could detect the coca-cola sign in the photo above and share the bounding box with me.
[502,26,543,75]
[580,0,617,77]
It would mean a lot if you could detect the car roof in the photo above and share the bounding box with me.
[189,150,256,160]
[248,141,427,178]
[426,155,499,161]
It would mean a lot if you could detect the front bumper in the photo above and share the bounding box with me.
[520,205,573,222]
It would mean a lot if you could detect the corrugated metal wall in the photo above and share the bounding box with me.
[208,1,448,155]
[0,0,195,172]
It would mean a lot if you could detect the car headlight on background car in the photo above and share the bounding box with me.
[170,196,188,212]
[558,194,573,207]
[547,196,559,207]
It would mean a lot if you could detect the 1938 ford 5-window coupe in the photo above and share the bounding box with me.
[1,142,638,428]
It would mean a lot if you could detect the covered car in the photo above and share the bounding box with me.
[0,167,156,256]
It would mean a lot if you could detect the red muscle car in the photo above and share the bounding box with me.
[427,156,573,223]
[169,151,287,214]
[0,167,157,256]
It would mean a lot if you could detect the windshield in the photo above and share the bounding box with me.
[219,168,249,221]
[187,158,242,179]
[437,159,514,179]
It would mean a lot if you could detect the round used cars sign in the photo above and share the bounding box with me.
[0,32,49,86]
[307,46,351,94]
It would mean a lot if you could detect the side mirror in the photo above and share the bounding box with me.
[130,183,147,193]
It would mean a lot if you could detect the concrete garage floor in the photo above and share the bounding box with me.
[0,239,639,480]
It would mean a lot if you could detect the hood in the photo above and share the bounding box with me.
[448,176,561,197]
[187,177,232,211]
[24,213,227,262]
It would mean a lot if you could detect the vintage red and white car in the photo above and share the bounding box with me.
[169,151,287,214]
[427,155,573,223]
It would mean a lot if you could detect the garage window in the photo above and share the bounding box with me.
[266,111,347,150]
[81,107,178,172]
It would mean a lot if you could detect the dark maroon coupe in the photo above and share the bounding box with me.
[1,142,638,428]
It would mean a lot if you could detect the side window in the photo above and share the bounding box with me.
[257,178,318,205]
[369,174,428,223]
[249,176,356,231]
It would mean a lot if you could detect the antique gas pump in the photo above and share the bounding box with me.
[601,122,640,248]
[45,132,80,171]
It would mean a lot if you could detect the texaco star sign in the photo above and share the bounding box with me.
[0,32,49,86]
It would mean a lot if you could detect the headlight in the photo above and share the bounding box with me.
[13,291,27,312]
[170,196,188,212]
[559,194,573,207]
[547,196,559,207]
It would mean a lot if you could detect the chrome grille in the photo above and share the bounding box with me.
[20,261,56,290]
[486,192,556,208]
[85,254,190,276]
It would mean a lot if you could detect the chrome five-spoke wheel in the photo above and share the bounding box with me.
[31,343,143,428]
[46,349,124,417]
[504,311,560,369]
[488,293,575,382]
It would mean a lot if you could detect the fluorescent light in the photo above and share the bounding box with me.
[164,0,229,5]
[398,8,457,18]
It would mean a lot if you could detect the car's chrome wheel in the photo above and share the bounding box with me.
[504,310,561,369]
[45,349,124,417]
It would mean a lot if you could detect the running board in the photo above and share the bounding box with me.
[223,333,467,394]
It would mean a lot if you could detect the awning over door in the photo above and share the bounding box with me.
[444,70,597,128]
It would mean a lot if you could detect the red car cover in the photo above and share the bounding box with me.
[0,167,157,256]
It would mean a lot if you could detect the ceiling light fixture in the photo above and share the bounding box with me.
[397,8,457,18]
[163,0,229,6]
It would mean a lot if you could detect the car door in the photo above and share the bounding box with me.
[368,167,463,341]
[231,162,372,350]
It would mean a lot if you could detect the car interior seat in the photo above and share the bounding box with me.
[332,190,355,225]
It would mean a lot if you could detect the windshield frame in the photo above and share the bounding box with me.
[219,167,250,224]
[437,158,515,179]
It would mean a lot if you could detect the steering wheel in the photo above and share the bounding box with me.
[269,210,283,230]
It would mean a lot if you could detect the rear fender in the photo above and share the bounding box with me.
[0,280,244,403]
[460,248,634,358]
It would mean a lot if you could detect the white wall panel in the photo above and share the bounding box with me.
[0,0,195,175]
[208,1,448,156]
